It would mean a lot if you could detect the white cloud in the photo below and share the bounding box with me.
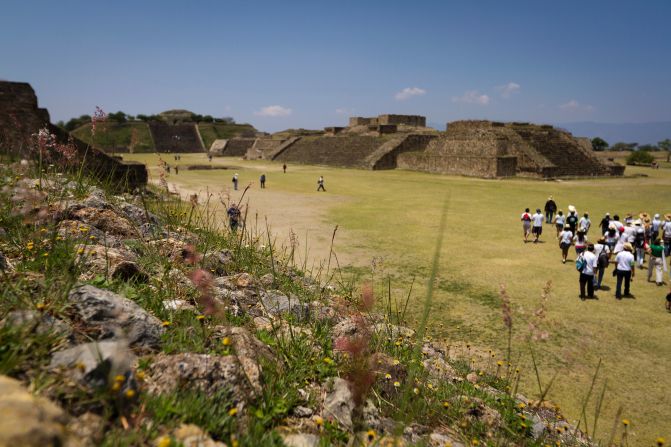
[559,99,594,112]
[395,87,427,101]
[452,90,490,105]
[254,105,292,117]
[498,82,520,98]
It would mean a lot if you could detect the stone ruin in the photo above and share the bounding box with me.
[240,115,623,179]
[0,81,147,190]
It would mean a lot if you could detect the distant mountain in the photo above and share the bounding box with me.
[558,121,671,145]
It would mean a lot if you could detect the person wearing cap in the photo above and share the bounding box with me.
[566,206,579,234]
[558,224,573,264]
[317,175,326,192]
[578,244,598,300]
[544,196,557,224]
[531,208,544,243]
[593,237,611,290]
[599,213,611,235]
[611,214,624,233]
[614,243,635,299]
[624,213,634,226]
[553,210,566,237]
[651,214,662,241]
[579,213,592,234]
[646,238,666,286]
[604,224,619,252]
[521,208,532,242]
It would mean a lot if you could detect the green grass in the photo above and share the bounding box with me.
[72,122,154,152]
[126,152,671,444]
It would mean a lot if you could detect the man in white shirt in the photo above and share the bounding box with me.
[579,244,598,299]
[579,213,592,234]
[558,225,573,264]
[531,208,544,243]
[663,214,671,257]
[614,243,635,299]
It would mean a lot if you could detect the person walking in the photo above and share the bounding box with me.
[260,173,266,189]
[573,229,588,255]
[614,243,635,299]
[599,213,611,235]
[593,238,611,290]
[544,196,557,224]
[559,224,573,263]
[662,214,671,257]
[553,210,566,237]
[579,213,592,234]
[604,225,619,252]
[232,173,239,191]
[283,164,287,173]
[578,244,598,300]
[174,165,179,175]
[532,208,544,243]
[633,220,646,268]
[227,202,242,232]
[647,238,666,286]
[566,206,579,234]
[317,175,326,192]
[651,213,662,241]
[521,208,532,243]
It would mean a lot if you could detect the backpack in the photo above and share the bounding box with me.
[575,254,586,272]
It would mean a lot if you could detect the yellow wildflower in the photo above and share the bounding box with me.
[196,315,205,321]
[384,373,392,380]
[392,359,400,365]
[657,438,665,447]
[366,429,376,442]
[496,360,503,366]
[136,371,145,381]
[36,303,46,311]
[228,407,238,417]
[114,375,125,382]
[313,415,324,426]
[222,337,231,346]
[622,419,630,426]
[111,382,121,392]
[26,242,34,250]
[162,321,171,327]
[156,436,172,447]
[323,357,334,365]
[442,401,450,408]
[393,381,400,387]
[125,389,135,398]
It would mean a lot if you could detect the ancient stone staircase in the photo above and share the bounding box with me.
[273,136,384,168]
[148,123,204,153]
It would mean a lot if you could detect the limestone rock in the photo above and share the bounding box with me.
[422,357,459,382]
[373,322,415,339]
[0,375,68,447]
[202,249,233,276]
[74,244,146,282]
[258,290,310,321]
[118,202,158,227]
[322,378,355,430]
[211,326,275,395]
[429,431,465,447]
[64,412,104,447]
[2,310,72,338]
[68,285,164,349]
[281,433,319,447]
[331,317,361,341]
[146,353,250,402]
[49,340,135,388]
[172,424,227,447]
[69,207,137,237]
[148,237,189,261]
[292,405,314,418]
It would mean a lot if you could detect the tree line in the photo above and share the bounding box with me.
[592,137,671,163]
[56,112,236,131]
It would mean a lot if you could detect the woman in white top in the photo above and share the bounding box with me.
[558,224,573,264]
[573,229,588,255]
[553,211,566,237]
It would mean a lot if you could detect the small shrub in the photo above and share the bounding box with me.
[626,150,654,165]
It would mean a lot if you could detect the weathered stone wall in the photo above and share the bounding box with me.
[369,134,437,170]
[397,152,502,178]
[213,138,255,157]
[378,114,426,127]
[0,81,50,153]
[349,117,378,126]
[273,136,384,168]
[0,81,146,191]
[245,139,286,160]
[148,123,204,153]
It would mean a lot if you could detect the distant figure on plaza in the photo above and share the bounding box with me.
[283,164,287,173]
[260,173,266,189]
[174,165,179,175]
[208,154,213,162]
[232,173,239,191]
[166,165,171,174]
[544,196,557,223]
[227,203,242,232]
[521,208,532,243]
[317,175,326,192]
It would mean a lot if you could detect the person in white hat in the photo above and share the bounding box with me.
[566,206,579,234]
[614,243,635,299]
[232,173,239,191]
[544,196,557,224]
[651,213,662,240]
[633,220,646,267]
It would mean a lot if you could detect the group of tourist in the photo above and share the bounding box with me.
[521,197,671,309]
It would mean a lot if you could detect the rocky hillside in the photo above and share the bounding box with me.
[0,161,594,446]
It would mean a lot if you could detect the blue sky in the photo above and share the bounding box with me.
[2,0,670,132]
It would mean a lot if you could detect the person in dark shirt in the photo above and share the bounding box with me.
[599,213,611,235]
[544,196,557,223]
[227,203,242,232]
[260,173,266,189]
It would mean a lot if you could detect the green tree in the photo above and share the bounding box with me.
[591,137,608,151]
[626,149,655,165]
[611,142,638,152]
[659,138,671,161]
[108,111,127,124]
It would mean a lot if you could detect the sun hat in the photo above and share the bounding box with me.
[634,219,642,226]
[665,213,671,221]
[654,213,660,219]
[568,205,576,212]
[608,223,616,230]
[605,212,610,216]
[564,224,571,229]
[624,242,633,252]
[639,212,650,220]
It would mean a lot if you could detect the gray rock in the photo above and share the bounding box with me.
[146,353,251,402]
[331,317,365,341]
[0,251,8,271]
[322,378,354,430]
[373,322,415,339]
[172,424,227,447]
[0,375,68,447]
[49,340,135,388]
[203,249,233,276]
[259,290,310,321]
[118,202,158,226]
[64,412,104,447]
[281,433,319,447]
[429,432,465,447]
[2,310,72,338]
[292,405,314,418]
[68,285,164,349]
